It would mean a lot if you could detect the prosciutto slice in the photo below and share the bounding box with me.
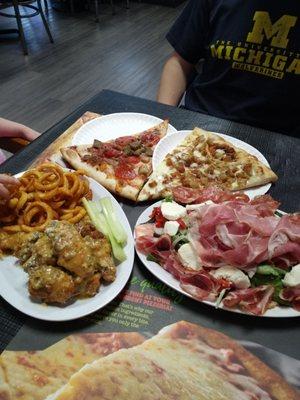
[223,286,275,315]
[268,214,300,267]
[172,186,250,205]
[249,195,280,216]
[180,272,221,302]
[152,249,196,280]
[280,286,300,311]
[135,233,172,255]
[135,223,155,238]
[137,237,222,302]
[188,201,300,270]
[155,251,222,302]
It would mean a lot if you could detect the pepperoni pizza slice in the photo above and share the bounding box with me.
[61,120,168,201]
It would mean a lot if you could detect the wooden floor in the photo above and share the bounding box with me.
[0,1,185,133]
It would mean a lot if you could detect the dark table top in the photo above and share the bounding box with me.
[0,90,299,359]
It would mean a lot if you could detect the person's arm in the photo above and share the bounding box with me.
[157,52,195,106]
[0,174,19,199]
[0,118,39,141]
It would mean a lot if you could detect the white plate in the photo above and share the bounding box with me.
[72,113,177,145]
[135,201,299,318]
[0,177,134,322]
[152,130,272,199]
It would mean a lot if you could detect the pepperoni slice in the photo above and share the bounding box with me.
[123,156,140,164]
[115,163,137,180]
[104,148,123,158]
[140,132,160,146]
[115,136,135,147]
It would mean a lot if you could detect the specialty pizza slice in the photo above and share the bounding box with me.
[46,321,298,400]
[61,120,169,201]
[138,127,278,201]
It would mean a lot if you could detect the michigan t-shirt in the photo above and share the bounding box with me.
[167,0,299,136]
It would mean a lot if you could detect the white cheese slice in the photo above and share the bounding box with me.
[161,201,187,221]
[164,221,179,236]
[282,264,300,287]
[154,226,164,236]
[186,200,214,211]
[178,243,201,270]
[212,266,250,289]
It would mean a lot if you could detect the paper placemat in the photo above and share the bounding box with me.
[30,111,100,168]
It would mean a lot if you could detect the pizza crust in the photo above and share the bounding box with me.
[159,321,299,400]
[31,112,100,168]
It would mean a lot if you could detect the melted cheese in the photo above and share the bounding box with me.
[48,325,273,400]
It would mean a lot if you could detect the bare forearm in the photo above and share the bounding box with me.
[0,118,39,141]
[0,117,27,137]
[157,53,194,106]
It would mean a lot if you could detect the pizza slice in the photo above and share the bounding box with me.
[46,321,298,400]
[0,332,145,400]
[138,127,278,201]
[61,120,169,201]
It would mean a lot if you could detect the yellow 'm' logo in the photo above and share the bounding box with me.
[247,11,297,49]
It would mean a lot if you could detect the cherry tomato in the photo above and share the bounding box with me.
[150,207,162,219]
[150,207,166,228]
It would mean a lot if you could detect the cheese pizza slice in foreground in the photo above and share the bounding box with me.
[0,332,145,400]
[137,128,278,201]
[47,321,298,400]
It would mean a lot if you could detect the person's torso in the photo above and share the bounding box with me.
[186,0,300,136]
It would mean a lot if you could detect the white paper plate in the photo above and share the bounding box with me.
[135,201,299,318]
[152,130,272,199]
[0,177,134,322]
[72,113,177,145]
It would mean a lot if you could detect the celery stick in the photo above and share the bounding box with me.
[82,198,107,235]
[82,198,97,227]
[99,197,127,245]
[105,223,127,262]
[82,198,126,262]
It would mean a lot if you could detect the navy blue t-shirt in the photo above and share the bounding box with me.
[167,0,300,136]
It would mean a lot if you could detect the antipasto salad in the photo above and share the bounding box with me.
[135,186,300,315]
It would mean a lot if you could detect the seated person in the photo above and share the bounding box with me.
[157,0,299,136]
[0,117,39,164]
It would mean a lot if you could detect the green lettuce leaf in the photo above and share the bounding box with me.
[163,195,173,202]
[146,253,159,263]
[256,264,287,277]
